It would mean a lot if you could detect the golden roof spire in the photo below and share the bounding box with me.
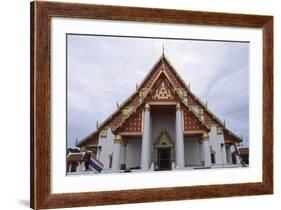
[161,43,165,71]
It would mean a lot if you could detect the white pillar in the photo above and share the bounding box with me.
[141,103,151,170]
[112,134,122,172]
[221,143,227,165]
[175,103,185,169]
[226,145,232,164]
[199,140,204,166]
[96,147,101,160]
[120,141,127,166]
[202,132,211,167]
[234,144,241,165]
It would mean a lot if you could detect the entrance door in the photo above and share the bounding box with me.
[158,148,171,170]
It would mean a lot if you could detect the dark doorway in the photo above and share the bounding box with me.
[157,148,171,170]
[211,153,216,164]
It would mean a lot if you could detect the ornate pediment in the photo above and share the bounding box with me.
[152,80,175,100]
[120,109,143,133]
[153,81,173,100]
[154,129,174,148]
[183,107,207,132]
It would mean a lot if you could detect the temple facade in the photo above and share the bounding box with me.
[75,54,243,173]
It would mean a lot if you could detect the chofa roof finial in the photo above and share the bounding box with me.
[162,43,165,55]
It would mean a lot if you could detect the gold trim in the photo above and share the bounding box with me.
[100,128,107,138]
[139,88,149,101]
[224,140,235,144]
[216,126,223,135]
[154,129,174,148]
[235,142,240,147]
[145,103,150,111]
[119,132,142,136]
[148,101,177,105]
[202,132,209,140]
[198,107,204,116]
[152,80,174,100]
[86,144,99,148]
[176,103,181,111]
[114,134,122,144]
[184,130,205,135]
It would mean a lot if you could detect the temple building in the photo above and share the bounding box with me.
[75,53,243,173]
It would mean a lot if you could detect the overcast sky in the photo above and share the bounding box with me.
[67,35,249,148]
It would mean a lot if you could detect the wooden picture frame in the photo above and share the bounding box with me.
[30,1,273,209]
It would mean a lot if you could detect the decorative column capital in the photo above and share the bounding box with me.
[114,134,122,144]
[176,103,181,111]
[202,132,209,140]
[145,103,150,111]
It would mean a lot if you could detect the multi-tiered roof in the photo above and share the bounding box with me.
[77,54,241,147]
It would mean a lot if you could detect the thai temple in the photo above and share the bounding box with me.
[67,52,245,173]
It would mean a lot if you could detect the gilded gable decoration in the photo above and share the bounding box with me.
[139,88,149,101]
[197,108,204,117]
[152,81,174,100]
[175,88,187,100]
[122,106,134,119]
[154,129,174,148]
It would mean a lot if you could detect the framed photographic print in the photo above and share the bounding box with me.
[30,1,273,209]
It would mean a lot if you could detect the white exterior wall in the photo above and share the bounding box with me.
[199,141,204,166]
[208,126,227,165]
[184,137,201,166]
[98,128,115,169]
[226,145,233,164]
[126,138,142,169]
[149,117,152,164]
[96,120,229,170]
